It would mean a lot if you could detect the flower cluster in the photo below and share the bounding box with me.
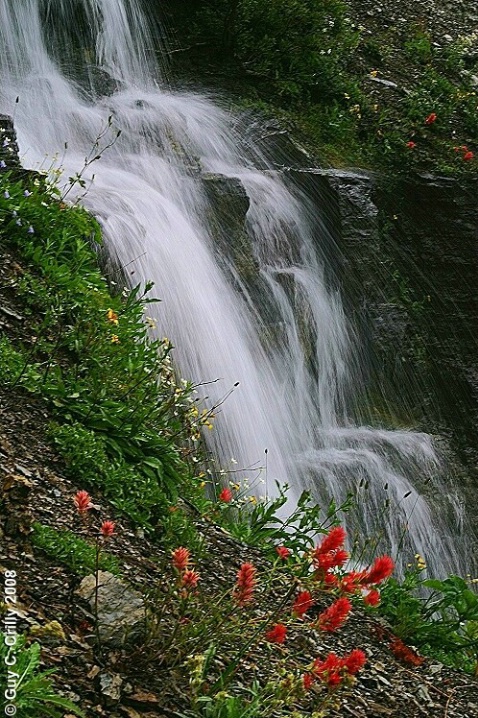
[265,623,287,644]
[73,490,115,538]
[172,547,200,590]
[454,145,474,161]
[292,590,314,618]
[308,648,367,689]
[312,525,348,576]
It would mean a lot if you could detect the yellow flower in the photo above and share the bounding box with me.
[106,308,119,325]
[370,69,378,77]
[110,334,120,344]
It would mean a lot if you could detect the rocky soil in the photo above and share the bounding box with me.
[346,0,478,43]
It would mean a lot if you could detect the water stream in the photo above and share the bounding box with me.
[0,0,467,575]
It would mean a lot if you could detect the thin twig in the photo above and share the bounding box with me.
[444,687,456,718]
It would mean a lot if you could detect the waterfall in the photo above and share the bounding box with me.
[0,0,468,575]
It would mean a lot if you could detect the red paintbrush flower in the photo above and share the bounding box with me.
[292,590,314,618]
[303,673,314,690]
[390,638,425,666]
[172,547,190,571]
[363,588,381,606]
[316,597,352,632]
[343,649,367,675]
[323,571,339,588]
[276,545,291,560]
[363,555,394,585]
[313,653,344,687]
[425,112,437,125]
[315,526,346,555]
[218,487,233,503]
[73,490,92,513]
[182,570,200,589]
[406,141,416,149]
[100,520,115,537]
[463,151,474,161]
[233,562,257,606]
[340,570,367,594]
[265,623,287,644]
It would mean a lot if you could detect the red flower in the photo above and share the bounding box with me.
[182,570,200,589]
[323,571,339,588]
[303,673,314,690]
[316,597,352,632]
[425,113,437,125]
[390,638,425,666]
[406,141,416,149]
[343,649,367,675]
[313,653,344,687]
[172,547,190,571]
[233,562,257,606]
[100,520,115,537]
[316,526,346,555]
[292,590,314,618]
[312,527,348,575]
[363,555,394,585]
[363,589,381,606]
[265,623,287,644]
[276,545,290,560]
[74,490,92,513]
[463,151,474,161]
[218,487,233,503]
[314,649,366,687]
[340,570,367,594]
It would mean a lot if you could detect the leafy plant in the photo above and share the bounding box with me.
[141,525,391,716]
[219,481,353,554]
[0,169,206,532]
[31,522,120,576]
[0,634,84,718]
[379,559,478,672]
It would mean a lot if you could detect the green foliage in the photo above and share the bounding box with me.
[171,1,478,175]
[379,563,478,673]
[0,170,205,533]
[31,522,120,576]
[182,0,358,102]
[404,28,433,65]
[185,683,266,718]
[233,0,358,101]
[49,421,172,527]
[0,634,84,718]
[220,482,353,554]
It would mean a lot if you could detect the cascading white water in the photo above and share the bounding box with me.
[0,0,468,575]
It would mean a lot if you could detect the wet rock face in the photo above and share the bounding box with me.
[202,172,259,288]
[376,175,478,467]
[298,167,478,485]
